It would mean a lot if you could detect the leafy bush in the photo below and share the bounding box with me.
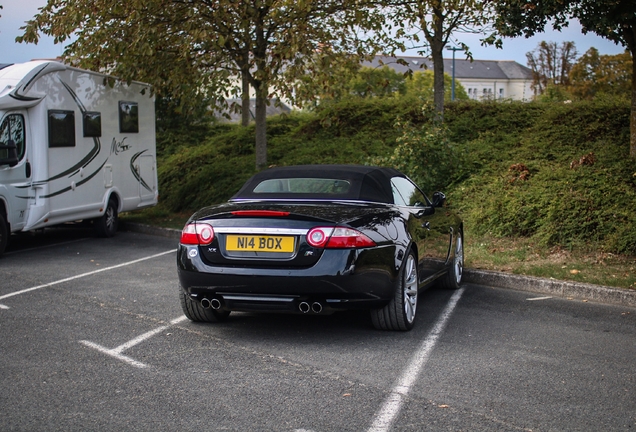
[155,98,636,255]
[446,100,635,254]
[370,104,469,194]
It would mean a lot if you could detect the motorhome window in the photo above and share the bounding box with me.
[83,111,102,137]
[48,110,76,148]
[119,101,139,133]
[0,114,26,161]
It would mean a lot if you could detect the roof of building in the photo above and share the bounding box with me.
[365,55,533,80]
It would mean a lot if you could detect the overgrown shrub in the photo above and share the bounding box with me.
[370,105,469,194]
[447,100,635,254]
[155,98,636,255]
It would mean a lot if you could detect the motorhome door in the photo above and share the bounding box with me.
[0,111,31,231]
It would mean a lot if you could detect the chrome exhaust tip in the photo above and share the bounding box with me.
[210,298,222,310]
[311,302,323,314]
[299,302,310,313]
[200,298,211,309]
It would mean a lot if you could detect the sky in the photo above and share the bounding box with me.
[0,0,627,67]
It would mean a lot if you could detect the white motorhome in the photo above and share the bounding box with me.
[0,61,158,255]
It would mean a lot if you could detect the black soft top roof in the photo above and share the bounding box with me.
[232,164,404,203]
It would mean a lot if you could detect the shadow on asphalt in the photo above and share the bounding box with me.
[6,224,97,254]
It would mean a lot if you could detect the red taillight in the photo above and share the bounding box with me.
[306,226,376,249]
[306,227,333,248]
[231,210,290,217]
[180,223,214,246]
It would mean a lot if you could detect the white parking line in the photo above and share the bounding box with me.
[0,249,176,309]
[368,288,465,432]
[527,296,553,301]
[80,316,188,368]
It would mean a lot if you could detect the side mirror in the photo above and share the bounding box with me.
[0,139,19,167]
[432,191,446,208]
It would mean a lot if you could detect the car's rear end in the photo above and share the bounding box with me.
[177,202,401,316]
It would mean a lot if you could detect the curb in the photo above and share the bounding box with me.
[122,222,636,309]
[464,269,636,308]
[120,221,182,240]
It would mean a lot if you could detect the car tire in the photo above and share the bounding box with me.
[0,212,8,256]
[95,197,118,238]
[371,250,418,331]
[442,231,464,290]
[179,289,230,323]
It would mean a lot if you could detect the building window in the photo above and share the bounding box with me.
[48,110,76,148]
[499,88,504,98]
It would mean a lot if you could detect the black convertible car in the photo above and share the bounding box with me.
[177,165,463,331]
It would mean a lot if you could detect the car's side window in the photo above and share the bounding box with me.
[391,177,428,207]
[0,114,26,161]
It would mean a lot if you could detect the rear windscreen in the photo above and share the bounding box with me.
[253,178,352,195]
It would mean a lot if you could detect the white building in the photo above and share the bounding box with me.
[366,55,535,102]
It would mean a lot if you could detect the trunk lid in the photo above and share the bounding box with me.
[192,201,387,267]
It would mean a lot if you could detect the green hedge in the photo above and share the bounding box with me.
[155,98,636,254]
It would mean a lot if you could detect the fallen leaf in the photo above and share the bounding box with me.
[570,269,580,274]
[343,393,352,397]
[438,404,449,408]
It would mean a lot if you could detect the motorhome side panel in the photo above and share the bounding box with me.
[23,66,157,230]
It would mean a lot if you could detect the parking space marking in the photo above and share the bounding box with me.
[80,316,188,368]
[368,288,465,432]
[527,296,553,301]
[0,249,176,309]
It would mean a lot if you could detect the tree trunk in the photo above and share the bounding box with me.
[631,46,636,158]
[254,81,268,170]
[431,44,445,118]
[429,11,445,120]
[241,69,251,127]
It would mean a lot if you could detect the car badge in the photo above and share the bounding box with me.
[304,251,314,256]
[188,249,198,258]
[208,248,217,253]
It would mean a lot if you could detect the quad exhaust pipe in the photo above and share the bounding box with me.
[298,301,323,314]
[202,297,320,313]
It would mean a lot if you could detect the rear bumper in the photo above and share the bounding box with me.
[177,244,399,313]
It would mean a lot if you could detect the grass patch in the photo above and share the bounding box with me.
[466,233,636,289]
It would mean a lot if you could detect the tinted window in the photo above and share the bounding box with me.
[391,177,427,207]
[48,110,75,148]
[83,111,102,137]
[119,101,139,133]
[253,178,351,195]
[0,114,26,161]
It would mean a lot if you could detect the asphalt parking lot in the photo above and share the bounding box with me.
[1,228,635,431]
